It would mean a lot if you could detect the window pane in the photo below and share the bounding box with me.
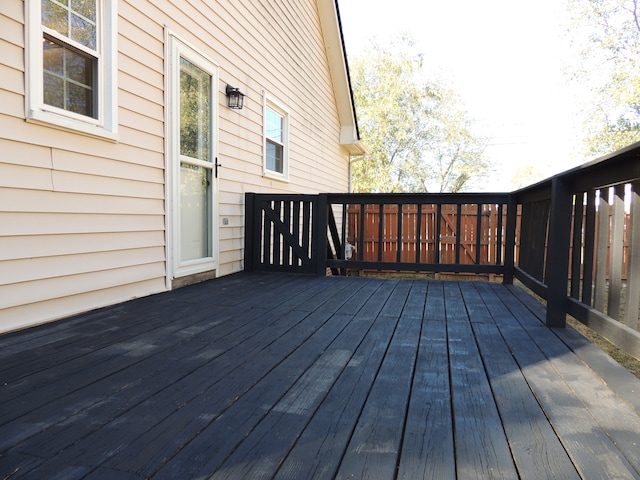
[70,12,96,50]
[72,0,96,21]
[266,139,283,173]
[180,163,211,261]
[42,0,69,36]
[67,82,93,116]
[42,0,96,50]
[180,58,211,162]
[66,47,93,84]
[43,37,96,118]
[43,73,64,108]
[266,107,283,142]
[43,38,64,75]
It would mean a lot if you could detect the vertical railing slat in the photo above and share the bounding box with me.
[497,203,504,266]
[476,203,482,265]
[582,190,596,306]
[594,188,610,313]
[378,203,384,262]
[397,204,403,263]
[416,203,423,264]
[571,193,584,299]
[292,200,301,266]
[608,184,625,320]
[455,204,462,265]
[625,181,640,329]
[436,203,442,265]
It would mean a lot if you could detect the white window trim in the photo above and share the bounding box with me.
[25,0,118,140]
[263,94,289,181]
[165,30,220,283]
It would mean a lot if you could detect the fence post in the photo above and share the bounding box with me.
[545,177,573,327]
[503,194,517,285]
[313,194,328,276]
[244,192,256,272]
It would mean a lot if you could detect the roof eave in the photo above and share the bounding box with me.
[317,0,367,155]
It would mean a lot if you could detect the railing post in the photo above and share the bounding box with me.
[503,194,517,285]
[244,192,256,272]
[313,194,328,276]
[545,177,573,327]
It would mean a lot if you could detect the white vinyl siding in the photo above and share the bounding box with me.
[0,0,353,331]
[0,0,166,333]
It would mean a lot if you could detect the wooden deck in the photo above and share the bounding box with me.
[2,273,640,479]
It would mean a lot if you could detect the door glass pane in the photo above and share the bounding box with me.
[180,58,211,162]
[180,163,211,261]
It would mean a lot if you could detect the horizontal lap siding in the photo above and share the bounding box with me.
[215,1,349,273]
[0,1,167,333]
[118,0,350,276]
[0,0,351,328]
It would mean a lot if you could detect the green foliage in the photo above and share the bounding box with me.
[511,166,544,190]
[566,0,640,156]
[350,35,489,193]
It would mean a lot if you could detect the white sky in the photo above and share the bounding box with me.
[337,0,590,191]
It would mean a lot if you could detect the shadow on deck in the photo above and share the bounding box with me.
[1,273,640,479]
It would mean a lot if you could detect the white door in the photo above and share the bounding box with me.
[168,34,219,279]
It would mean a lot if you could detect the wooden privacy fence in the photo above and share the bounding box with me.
[324,193,514,276]
[347,204,632,280]
[343,203,510,268]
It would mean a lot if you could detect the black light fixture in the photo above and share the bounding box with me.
[226,84,245,109]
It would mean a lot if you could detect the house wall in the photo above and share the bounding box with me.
[0,0,351,333]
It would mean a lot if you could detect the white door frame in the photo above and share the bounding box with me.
[165,31,220,286]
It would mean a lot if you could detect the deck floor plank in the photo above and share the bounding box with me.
[272,280,400,480]
[444,282,519,479]
[334,281,421,479]
[462,282,581,479]
[22,277,367,478]
[2,273,640,479]
[397,281,456,480]
[488,282,640,479]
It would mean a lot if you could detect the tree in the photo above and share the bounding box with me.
[566,0,640,156]
[512,165,544,189]
[349,35,489,193]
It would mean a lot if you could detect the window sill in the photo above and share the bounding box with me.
[263,170,290,183]
[27,110,119,142]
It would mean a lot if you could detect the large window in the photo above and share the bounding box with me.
[264,97,289,179]
[27,0,118,138]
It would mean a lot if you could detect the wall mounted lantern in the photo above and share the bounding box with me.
[226,84,245,109]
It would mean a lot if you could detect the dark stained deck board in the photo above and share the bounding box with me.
[334,281,420,479]
[443,281,519,479]
[485,282,640,478]
[460,282,581,479]
[16,277,371,478]
[396,281,455,480]
[2,273,640,479]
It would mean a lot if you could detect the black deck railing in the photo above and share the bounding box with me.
[245,142,640,358]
